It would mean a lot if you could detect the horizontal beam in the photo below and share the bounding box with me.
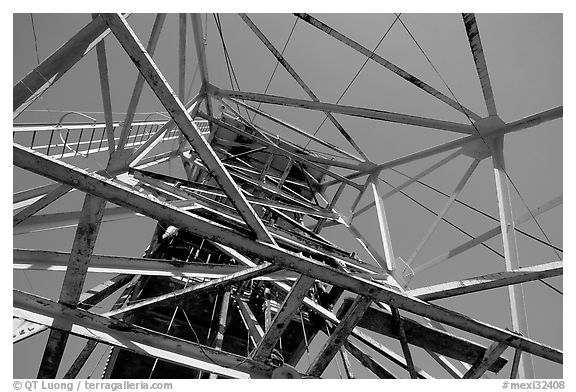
[14,249,298,281]
[13,144,562,365]
[408,261,562,301]
[14,290,273,378]
[211,86,475,134]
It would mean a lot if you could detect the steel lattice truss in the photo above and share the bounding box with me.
[13,13,562,379]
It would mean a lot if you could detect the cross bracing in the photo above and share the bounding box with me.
[13,13,562,379]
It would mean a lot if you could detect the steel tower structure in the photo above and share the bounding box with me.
[13,13,562,379]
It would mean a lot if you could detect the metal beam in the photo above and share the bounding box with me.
[463,341,508,378]
[37,194,107,378]
[239,14,369,161]
[307,295,372,377]
[13,144,562,365]
[408,261,562,301]
[344,340,396,379]
[235,295,265,346]
[13,14,118,118]
[93,13,116,153]
[294,13,481,121]
[226,97,364,161]
[348,150,462,224]
[212,86,475,134]
[370,174,396,272]
[14,290,274,379]
[252,275,315,360]
[414,195,562,275]
[191,13,213,117]
[321,106,563,187]
[63,340,99,379]
[463,14,497,117]
[103,13,275,244]
[406,158,480,266]
[13,185,72,227]
[14,249,298,281]
[390,306,418,379]
[117,14,166,150]
[491,136,534,378]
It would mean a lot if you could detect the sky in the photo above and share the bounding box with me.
[11,12,563,380]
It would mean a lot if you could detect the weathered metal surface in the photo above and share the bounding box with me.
[464,341,509,379]
[463,14,498,117]
[408,261,562,301]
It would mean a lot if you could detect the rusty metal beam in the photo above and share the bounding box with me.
[463,14,497,117]
[37,194,107,378]
[13,185,72,227]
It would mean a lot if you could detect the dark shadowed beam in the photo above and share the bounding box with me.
[103,13,275,244]
[344,340,396,379]
[391,306,418,379]
[235,295,265,346]
[463,341,508,378]
[239,14,369,161]
[13,144,562,364]
[212,86,475,134]
[13,14,125,118]
[63,340,99,379]
[307,296,372,377]
[463,14,497,117]
[294,13,481,121]
[15,290,274,379]
[252,275,315,361]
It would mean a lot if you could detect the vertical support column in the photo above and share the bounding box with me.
[370,173,395,272]
[491,136,534,378]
